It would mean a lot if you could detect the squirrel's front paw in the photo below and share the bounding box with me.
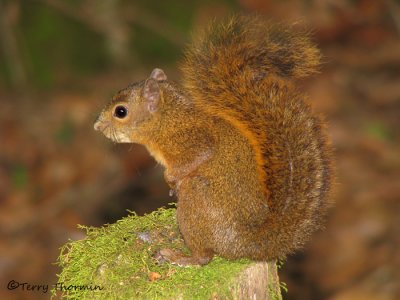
[164,171,182,196]
[164,171,177,187]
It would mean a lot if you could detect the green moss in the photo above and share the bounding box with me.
[12,164,29,189]
[364,121,394,142]
[55,119,75,144]
[55,207,255,299]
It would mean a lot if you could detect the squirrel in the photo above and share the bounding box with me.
[94,15,333,266]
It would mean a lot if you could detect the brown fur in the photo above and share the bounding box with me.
[94,15,333,265]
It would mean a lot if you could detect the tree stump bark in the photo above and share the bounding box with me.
[231,261,281,300]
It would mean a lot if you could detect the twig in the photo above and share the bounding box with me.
[35,0,186,47]
[385,0,400,36]
[34,0,108,34]
[0,0,27,89]
[124,6,187,47]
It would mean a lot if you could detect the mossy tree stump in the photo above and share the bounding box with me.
[55,208,282,299]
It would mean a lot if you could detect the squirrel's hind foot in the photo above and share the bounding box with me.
[155,248,213,266]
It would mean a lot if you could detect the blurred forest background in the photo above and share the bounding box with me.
[0,0,399,299]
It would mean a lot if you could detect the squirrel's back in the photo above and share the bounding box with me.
[181,15,333,255]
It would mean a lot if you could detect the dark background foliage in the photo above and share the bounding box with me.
[0,0,399,299]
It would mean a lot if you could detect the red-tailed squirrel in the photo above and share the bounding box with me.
[94,15,333,266]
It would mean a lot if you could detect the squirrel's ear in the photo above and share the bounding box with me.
[143,78,161,113]
[149,68,167,81]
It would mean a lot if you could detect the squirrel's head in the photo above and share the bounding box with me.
[94,68,169,144]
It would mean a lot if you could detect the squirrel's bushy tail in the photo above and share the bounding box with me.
[182,15,321,82]
[181,15,332,257]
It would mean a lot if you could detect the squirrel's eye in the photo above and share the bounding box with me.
[114,106,128,119]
